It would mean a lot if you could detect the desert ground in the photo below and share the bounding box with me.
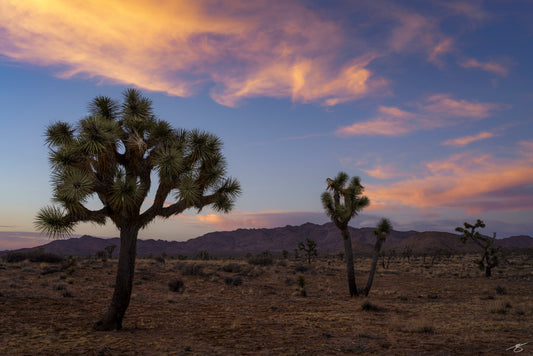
[0,252,532,355]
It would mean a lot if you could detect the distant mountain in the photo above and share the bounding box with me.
[2,222,532,257]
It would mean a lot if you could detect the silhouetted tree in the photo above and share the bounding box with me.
[456,219,499,277]
[104,245,116,259]
[363,218,392,296]
[35,89,240,330]
[298,238,318,264]
[321,172,370,297]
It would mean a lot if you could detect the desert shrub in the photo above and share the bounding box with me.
[30,251,63,263]
[5,252,27,263]
[491,301,512,314]
[495,285,507,295]
[361,300,381,312]
[247,251,273,266]
[195,251,211,261]
[293,264,308,273]
[62,290,74,298]
[168,279,185,293]
[413,325,436,334]
[180,263,204,276]
[96,250,107,262]
[222,263,243,273]
[54,284,67,291]
[224,276,243,286]
[284,276,295,286]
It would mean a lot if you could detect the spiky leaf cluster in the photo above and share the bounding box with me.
[373,218,392,242]
[36,89,241,237]
[321,172,370,230]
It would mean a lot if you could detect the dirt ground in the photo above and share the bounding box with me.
[1,252,532,355]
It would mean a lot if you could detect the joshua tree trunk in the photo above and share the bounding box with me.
[94,225,139,331]
[341,228,358,297]
[364,238,384,296]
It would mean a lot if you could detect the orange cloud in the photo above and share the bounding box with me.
[336,95,504,137]
[442,132,497,147]
[366,148,533,214]
[0,0,385,107]
[194,210,326,231]
[460,58,510,76]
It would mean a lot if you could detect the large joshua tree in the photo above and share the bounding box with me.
[363,218,392,296]
[321,172,369,297]
[35,89,241,330]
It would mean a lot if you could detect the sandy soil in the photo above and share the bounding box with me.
[1,253,532,355]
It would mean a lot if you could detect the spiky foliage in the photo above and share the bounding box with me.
[321,172,370,230]
[456,219,499,277]
[321,172,370,297]
[374,218,392,241]
[298,238,318,264]
[36,89,241,331]
[35,88,241,237]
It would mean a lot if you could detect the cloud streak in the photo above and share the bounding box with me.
[0,0,388,107]
[442,132,497,147]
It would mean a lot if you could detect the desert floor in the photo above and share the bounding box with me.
[0,253,532,355]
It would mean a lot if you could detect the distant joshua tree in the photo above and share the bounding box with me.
[298,238,318,264]
[35,89,241,331]
[104,245,116,259]
[456,219,499,277]
[321,172,370,297]
[363,218,392,296]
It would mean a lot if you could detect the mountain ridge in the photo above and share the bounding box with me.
[1,222,532,257]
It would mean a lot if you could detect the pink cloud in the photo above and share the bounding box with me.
[460,58,510,76]
[442,132,497,147]
[361,165,409,180]
[336,95,504,137]
[422,94,503,118]
[366,147,533,214]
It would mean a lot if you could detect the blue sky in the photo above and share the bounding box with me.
[1,0,532,250]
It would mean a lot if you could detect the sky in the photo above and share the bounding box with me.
[1,0,532,250]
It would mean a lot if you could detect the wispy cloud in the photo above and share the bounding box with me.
[421,94,503,118]
[459,58,510,76]
[336,95,504,137]
[366,144,533,214]
[361,164,410,180]
[442,131,497,147]
[0,1,387,107]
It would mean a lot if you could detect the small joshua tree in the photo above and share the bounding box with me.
[298,238,318,264]
[456,219,499,277]
[35,89,240,330]
[104,245,116,259]
[321,172,370,297]
[363,218,392,296]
